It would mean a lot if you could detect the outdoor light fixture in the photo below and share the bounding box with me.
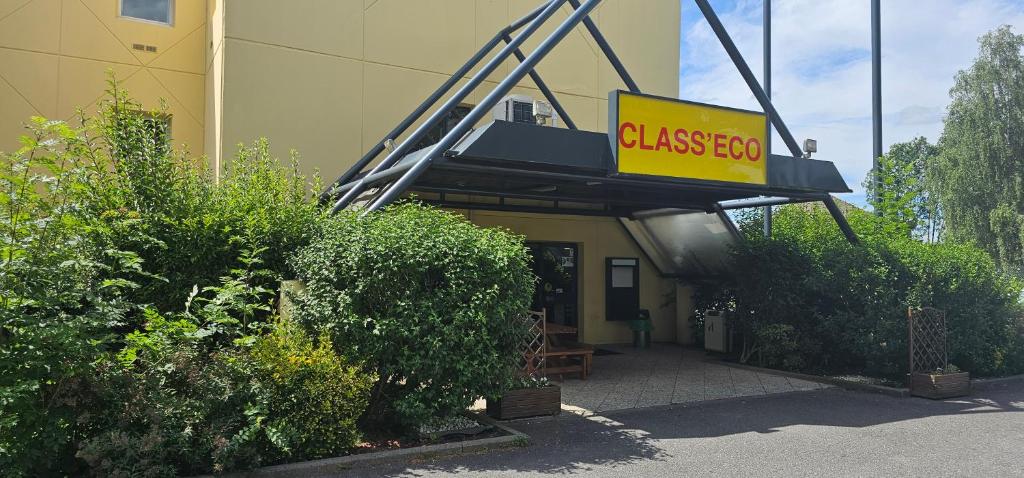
[802,138,817,158]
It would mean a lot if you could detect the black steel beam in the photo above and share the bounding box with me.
[420,198,631,218]
[366,0,602,212]
[567,0,640,93]
[822,196,860,244]
[410,184,707,211]
[320,1,556,203]
[871,0,882,199]
[693,0,802,158]
[332,0,568,213]
[501,33,578,130]
[763,0,772,237]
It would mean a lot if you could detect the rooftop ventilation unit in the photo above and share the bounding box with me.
[493,94,559,127]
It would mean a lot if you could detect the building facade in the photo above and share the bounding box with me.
[0,0,689,345]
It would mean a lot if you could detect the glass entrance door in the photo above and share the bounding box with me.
[527,242,579,332]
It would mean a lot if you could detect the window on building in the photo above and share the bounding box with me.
[413,105,472,152]
[120,0,173,25]
[511,100,534,124]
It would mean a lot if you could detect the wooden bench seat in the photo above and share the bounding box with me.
[542,345,593,380]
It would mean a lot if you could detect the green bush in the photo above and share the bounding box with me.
[0,82,336,475]
[80,301,373,476]
[232,320,374,463]
[718,206,1023,379]
[290,202,534,431]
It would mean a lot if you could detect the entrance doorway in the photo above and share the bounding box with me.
[527,242,579,335]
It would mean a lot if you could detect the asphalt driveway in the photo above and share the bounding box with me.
[352,379,1024,477]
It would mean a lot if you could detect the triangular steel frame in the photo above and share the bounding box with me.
[319,0,858,244]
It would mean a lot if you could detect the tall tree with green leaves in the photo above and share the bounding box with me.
[930,26,1024,275]
[864,137,942,241]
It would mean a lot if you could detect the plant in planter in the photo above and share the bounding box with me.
[487,377,560,420]
[909,364,971,399]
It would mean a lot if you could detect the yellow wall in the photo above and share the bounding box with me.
[214,0,680,178]
[1,0,687,345]
[461,210,683,345]
[0,0,207,155]
[211,0,683,345]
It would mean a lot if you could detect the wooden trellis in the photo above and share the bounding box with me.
[519,310,547,379]
[908,307,947,374]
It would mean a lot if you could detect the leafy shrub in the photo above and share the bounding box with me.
[1,81,334,475]
[719,206,1023,379]
[80,293,373,475]
[0,117,147,476]
[290,202,534,431]
[230,320,374,463]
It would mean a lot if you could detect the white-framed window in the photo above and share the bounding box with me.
[120,0,174,26]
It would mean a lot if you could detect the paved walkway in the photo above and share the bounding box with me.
[354,380,1024,477]
[557,344,829,414]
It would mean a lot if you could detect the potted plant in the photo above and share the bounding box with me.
[909,364,970,399]
[487,377,560,420]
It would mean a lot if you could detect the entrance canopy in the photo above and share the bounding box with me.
[405,120,849,217]
[319,0,861,272]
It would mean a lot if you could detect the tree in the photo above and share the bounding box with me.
[864,137,942,241]
[930,26,1024,275]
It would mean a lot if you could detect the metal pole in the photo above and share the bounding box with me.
[502,34,578,130]
[762,0,772,238]
[823,196,860,244]
[319,0,553,202]
[693,0,801,158]
[331,0,567,213]
[365,0,604,212]
[567,0,640,93]
[871,0,882,203]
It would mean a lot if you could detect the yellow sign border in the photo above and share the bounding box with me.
[609,90,768,185]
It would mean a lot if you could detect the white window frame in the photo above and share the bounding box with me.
[119,0,175,27]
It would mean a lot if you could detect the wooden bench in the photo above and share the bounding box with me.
[542,344,593,380]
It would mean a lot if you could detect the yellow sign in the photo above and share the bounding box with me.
[610,91,767,185]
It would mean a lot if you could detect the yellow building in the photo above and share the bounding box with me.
[0,0,698,345]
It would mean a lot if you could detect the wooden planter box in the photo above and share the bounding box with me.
[487,385,561,420]
[909,372,970,399]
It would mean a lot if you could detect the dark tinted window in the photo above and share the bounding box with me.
[121,0,172,24]
[413,105,472,151]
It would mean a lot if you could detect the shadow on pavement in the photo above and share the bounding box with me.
[353,381,1024,477]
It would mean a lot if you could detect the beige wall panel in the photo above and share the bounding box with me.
[150,24,206,74]
[467,210,677,345]
[120,68,203,152]
[364,0,477,76]
[360,62,463,160]
[675,283,695,344]
[508,0,599,98]
[56,56,138,118]
[597,0,679,98]
[0,0,33,19]
[224,0,362,60]
[0,48,59,117]
[59,0,139,65]
[220,38,363,178]
[473,0,511,83]
[206,0,225,71]
[0,78,39,153]
[149,68,204,125]
[80,0,206,65]
[0,0,61,54]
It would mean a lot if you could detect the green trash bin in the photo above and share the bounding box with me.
[629,309,653,348]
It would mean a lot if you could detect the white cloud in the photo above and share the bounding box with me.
[679,0,1024,205]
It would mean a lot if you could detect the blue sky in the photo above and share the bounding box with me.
[678,0,1024,206]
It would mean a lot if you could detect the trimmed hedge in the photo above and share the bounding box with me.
[712,206,1024,379]
[290,202,535,432]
